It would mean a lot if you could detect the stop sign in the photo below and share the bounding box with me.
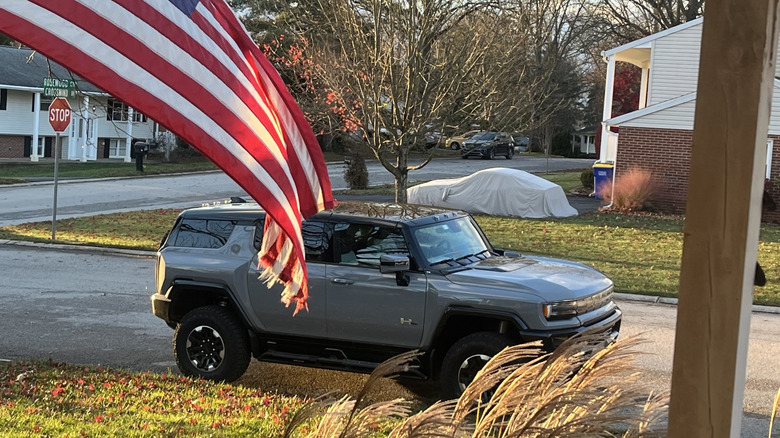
[48,97,72,132]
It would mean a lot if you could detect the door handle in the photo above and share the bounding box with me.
[330,278,354,285]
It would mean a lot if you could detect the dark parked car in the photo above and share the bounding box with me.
[512,134,530,152]
[151,201,621,398]
[461,131,515,159]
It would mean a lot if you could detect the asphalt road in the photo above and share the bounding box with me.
[0,156,595,226]
[1,243,779,436]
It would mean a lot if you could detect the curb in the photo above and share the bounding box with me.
[4,239,780,316]
[614,292,780,315]
[0,239,156,258]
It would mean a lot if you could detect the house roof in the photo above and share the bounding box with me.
[606,78,780,126]
[0,45,102,93]
[605,92,697,125]
[602,17,704,58]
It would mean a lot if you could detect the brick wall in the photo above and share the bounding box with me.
[0,135,24,158]
[617,127,780,222]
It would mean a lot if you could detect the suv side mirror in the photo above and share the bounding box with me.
[380,254,410,273]
[380,254,411,286]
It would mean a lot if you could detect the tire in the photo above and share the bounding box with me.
[450,142,460,150]
[174,305,251,383]
[506,148,514,160]
[440,332,511,400]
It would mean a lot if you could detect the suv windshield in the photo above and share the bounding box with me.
[471,132,496,141]
[412,217,491,266]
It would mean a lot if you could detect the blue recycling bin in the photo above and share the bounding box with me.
[593,163,614,200]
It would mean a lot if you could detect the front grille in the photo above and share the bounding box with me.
[577,286,614,315]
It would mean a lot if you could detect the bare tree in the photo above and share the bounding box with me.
[597,0,704,40]
[251,0,563,201]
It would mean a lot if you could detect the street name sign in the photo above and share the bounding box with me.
[42,77,77,98]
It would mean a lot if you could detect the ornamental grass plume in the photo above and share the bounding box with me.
[288,331,668,437]
[602,168,656,212]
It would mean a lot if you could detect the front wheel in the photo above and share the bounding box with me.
[174,305,251,382]
[440,332,511,399]
[450,142,460,150]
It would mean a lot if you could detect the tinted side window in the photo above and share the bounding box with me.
[335,223,408,267]
[173,219,236,248]
[303,221,334,262]
[253,220,334,262]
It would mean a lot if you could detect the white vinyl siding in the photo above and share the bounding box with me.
[647,24,703,106]
[621,99,697,130]
[769,86,780,135]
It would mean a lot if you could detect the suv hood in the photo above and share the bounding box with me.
[444,255,612,302]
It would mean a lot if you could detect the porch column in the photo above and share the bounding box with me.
[638,63,649,109]
[31,92,40,162]
[668,0,780,436]
[599,54,615,163]
[80,95,89,162]
[124,107,133,163]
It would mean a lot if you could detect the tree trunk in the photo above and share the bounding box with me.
[394,147,409,203]
[395,171,408,203]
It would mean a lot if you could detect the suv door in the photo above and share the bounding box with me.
[247,220,331,337]
[326,222,427,348]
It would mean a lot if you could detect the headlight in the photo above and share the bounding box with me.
[543,288,614,320]
[543,300,579,320]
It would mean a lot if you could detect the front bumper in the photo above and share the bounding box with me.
[461,148,490,158]
[520,307,623,352]
[151,292,171,322]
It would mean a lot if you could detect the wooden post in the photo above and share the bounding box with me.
[669,1,780,437]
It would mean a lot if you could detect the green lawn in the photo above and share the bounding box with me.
[2,206,779,306]
[0,360,308,437]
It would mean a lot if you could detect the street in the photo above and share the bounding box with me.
[0,156,594,226]
[0,244,779,436]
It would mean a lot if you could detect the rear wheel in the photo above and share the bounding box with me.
[440,332,512,399]
[506,148,514,159]
[174,305,250,382]
[450,142,460,150]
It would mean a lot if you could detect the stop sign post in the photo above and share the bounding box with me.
[48,97,71,240]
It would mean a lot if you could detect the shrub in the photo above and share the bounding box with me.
[344,154,369,190]
[603,167,655,212]
[581,168,594,189]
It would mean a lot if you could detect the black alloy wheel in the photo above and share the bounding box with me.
[440,332,512,399]
[174,305,251,382]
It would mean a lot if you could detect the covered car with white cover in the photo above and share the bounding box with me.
[407,168,578,218]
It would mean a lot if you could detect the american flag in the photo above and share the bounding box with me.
[0,0,335,314]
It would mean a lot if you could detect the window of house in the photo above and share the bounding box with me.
[1,89,7,110]
[107,98,147,122]
[107,98,127,121]
[40,97,52,111]
[108,139,126,158]
[767,139,774,180]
